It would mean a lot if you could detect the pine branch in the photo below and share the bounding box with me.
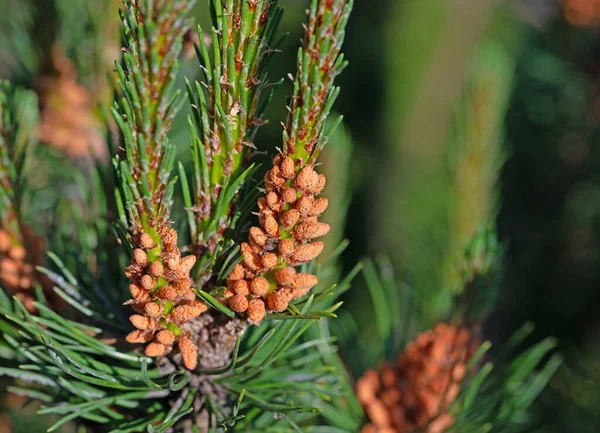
[185,0,284,253]
[113,0,208,369]
[444,42,514,294]
[351,238,562,433]
[0,81,37,220]
[113,0,193,234]
[0,254,360,431]
[0,81,49,312]
[0,1,367,431]
[222,0,353,328]
[283,0,352,164]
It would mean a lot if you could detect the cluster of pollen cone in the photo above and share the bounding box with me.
[0,227,45,312]
[35,53,105,160]
[357,323,477,433]
[125,228,207,370]
[562,0,600,26]
[225,155,329,323]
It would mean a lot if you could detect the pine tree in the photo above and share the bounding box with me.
[0,1,562,432]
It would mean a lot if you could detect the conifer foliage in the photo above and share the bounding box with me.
[0,82,49,312]
[0,1,561,432]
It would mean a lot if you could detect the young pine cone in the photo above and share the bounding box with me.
[356,323,479,433]
[124,228,206,370]
[562,0,600,27]
[35,51,106,160]
[226,156,329,324]
[0,226,48,312]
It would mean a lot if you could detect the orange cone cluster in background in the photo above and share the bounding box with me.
[125,228,207,369]
[0,413,10,433]
[35,53,105,160]
[226,155,329,323]
[563,0,600,26]
[356,323,478,433]
[0,227,46,312]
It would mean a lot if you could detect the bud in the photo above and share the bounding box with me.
[166,257,180,270]
[179,255,196,274]
[278,239,295,256]
[294,165,319,193]
[263,215,279,237]
[280,209,300,228]
[155,329,175,346]
[266,291,288,312]
[156,285,178,300]
[248,299,266,324]
[133,249,148,266]
[280,156,295,179]
[130,284,150,303]
[171,304,203,322]
[291,241,324,263]
[266,191,281,210]
[193,300,208,314]
[145,342,169,357]
[356,369,380,405]
[260,252,278,269]
[357,323,477,433]
[293,273,318,291]
[8,245,26,261]
[140,232,154,249]
[275,267,297,286]
[233,279,250,296]
[266,166,285,189]
[144,302,164,318]
[0,229,11,252]
[130,314,153,330]
[272,154,283,166]
[241,243,262,271]
[140,274,155,290]
[173,277,191,292]
[149,261,164,277]
[250,276,270,296]
[228,263,245,281]
[293,222,330,241]
[365,400,391,430]
[125,263,143,279]
[257,197,268,211]
[311,197,329,216]
[230,294,249,313]
[380,388,402,407]
[19,277,32,289]
[163,228,178,249]
[296,196,314,215]
[313,173,327,195]
[126,330,153,344]
[249,227,268,247]
[282,187,297,203]
[182,290,196,301]
[179,335,198,370]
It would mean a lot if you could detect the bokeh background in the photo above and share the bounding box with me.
[1,0,600,432]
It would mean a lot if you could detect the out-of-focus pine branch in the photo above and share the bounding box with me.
[352,252,562,433]
[444,42,514,296]
[0,81,50,312]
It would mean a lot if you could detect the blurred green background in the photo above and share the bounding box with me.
[1,0,600,432]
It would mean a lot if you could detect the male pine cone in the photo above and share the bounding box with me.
[356,323,478,433]
[226,156,329,323]
[125,228,207,370]
[0,226,48,312]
